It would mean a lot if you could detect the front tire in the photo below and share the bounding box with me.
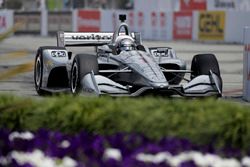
[191,54,222,90]
[70,54,98,94]
[191,54,220,79]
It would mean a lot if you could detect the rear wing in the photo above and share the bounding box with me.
[57,31,142,47]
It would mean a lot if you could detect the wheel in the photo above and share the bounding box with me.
[191,54,221,79]
[70,54,98,94]
[34,48,47,95]
[191,53,222,90]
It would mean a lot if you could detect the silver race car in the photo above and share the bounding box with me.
[34,15,222,97]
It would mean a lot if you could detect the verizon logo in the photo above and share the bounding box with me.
[72,34,112,40]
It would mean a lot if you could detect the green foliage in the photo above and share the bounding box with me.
[0,94,250,151]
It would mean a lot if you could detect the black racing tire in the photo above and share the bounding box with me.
[191,54,221,79]
[191,54,222,91]
[70,54,98,94]
[34,47,47,96]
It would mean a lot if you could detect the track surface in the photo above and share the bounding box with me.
[0,36,244,101]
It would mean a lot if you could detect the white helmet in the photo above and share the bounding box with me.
[118,38,135,52]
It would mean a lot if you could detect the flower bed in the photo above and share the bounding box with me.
[1,95,250,151]
[0,129,249,167]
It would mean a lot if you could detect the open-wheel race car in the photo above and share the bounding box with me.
[34,15,222,97]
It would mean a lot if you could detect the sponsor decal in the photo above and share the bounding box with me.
[180,0,207,11]
[198,11,225,40]
[173,12,192,40]
[51,51,66,58]
[71,34,112,40]
[77,10,100,32]
[214,0,235,8]
[207,0,236,10]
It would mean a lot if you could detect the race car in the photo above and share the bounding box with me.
[34,15,222,97]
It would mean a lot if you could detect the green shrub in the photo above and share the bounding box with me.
[0,94,250,151]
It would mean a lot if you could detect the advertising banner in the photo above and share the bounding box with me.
[77,10,100,32]
[173,11,192,40]
[180,0,206,11]
[207,0,250,11]
[198,11,225,41]
[207,0,236,10]
[0,10,13,34]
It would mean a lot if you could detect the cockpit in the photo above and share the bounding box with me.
[110,15,137,54]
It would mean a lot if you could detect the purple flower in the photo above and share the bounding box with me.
[0,128,247,167]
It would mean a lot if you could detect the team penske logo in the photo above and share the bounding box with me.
[72,34,112,40]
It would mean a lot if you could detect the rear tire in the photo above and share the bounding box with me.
[34,48,48,96]
[191,54,222,90]
[70,54,98,94]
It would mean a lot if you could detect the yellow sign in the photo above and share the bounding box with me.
[198,11,225,40]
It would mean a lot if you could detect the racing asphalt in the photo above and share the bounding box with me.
[0,35,245,103]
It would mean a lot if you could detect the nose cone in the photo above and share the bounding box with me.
[117,50,168,84]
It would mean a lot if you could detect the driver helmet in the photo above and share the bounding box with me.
[118,38,135,52]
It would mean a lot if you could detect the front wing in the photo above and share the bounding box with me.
[80,71,222,97]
